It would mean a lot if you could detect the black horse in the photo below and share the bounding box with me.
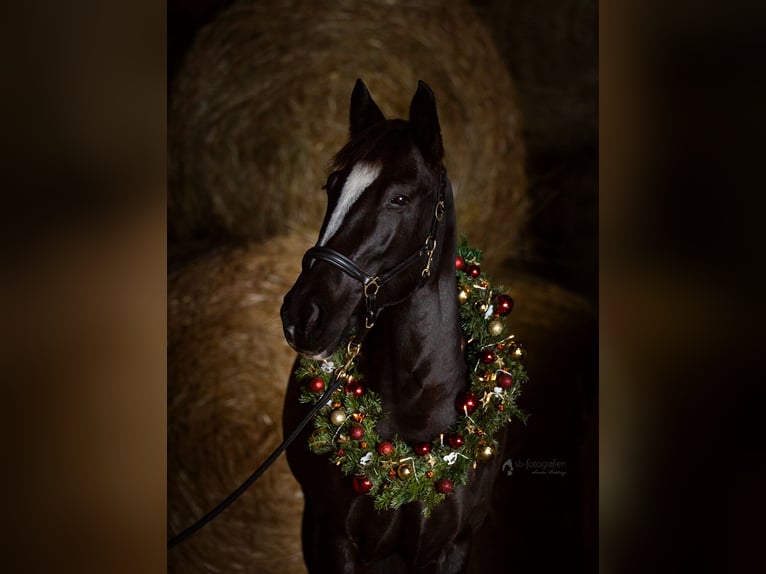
[281,80,506,573]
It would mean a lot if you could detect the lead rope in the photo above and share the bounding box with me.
[167,340,362,549]
[169,169,447,548]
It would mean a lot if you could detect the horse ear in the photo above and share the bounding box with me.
[349,79,385,138]
[409,80,443,163]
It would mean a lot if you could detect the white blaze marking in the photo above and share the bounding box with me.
[318,161,382,245]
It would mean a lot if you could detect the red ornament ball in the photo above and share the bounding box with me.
[308,377,325,393]
[466,264,481,278]
[455,256,465,271]
[456,391,479,414]
[377,441,395,456]
[414,442,431,456]
[345,379,364,396]
[448,433,464,448]
[494,294,514,316]
[436,478,454,494]
[349,424,365,440]
[479,349,496,364]
[496,372,514,389]
[352,474,372,494]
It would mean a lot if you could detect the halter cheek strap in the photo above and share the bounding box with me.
[302,169,447,329]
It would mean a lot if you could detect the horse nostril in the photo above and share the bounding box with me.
[305,301,322,332]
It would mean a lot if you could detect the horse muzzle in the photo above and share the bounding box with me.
[280,278,356,359]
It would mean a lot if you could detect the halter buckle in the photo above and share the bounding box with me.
[363,277,381,297]
[364,278,381,329]
[422,236,437,278]
[435,200,445,222]
[345,339,362,364]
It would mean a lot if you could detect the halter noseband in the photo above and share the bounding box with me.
[302,168,447,329]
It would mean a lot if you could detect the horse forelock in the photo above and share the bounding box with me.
[331,120,409,171]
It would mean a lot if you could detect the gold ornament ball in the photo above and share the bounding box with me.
[476,443,495,461]
[488,320,504,336]
[329,409,347,426]
[397,463,414,479]
[511,343,526,361]
[458,286,470,304]
[474,300,489,314]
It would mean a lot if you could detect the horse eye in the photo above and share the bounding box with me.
[390,194,410,207]
[322,171,342,192]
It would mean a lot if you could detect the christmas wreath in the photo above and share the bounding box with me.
[296,237,528,515]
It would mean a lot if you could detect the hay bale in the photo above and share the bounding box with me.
[169,0,526,269]
[168,233,312,574]
[167,232,596,572]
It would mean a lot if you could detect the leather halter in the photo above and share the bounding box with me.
[302,168,447,329]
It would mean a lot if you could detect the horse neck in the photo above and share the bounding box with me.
[362,210,466,443]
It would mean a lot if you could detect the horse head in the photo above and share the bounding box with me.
[281,79,448,358]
